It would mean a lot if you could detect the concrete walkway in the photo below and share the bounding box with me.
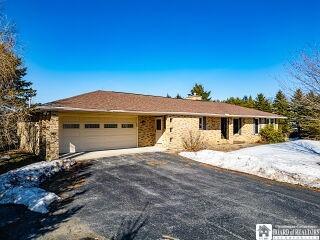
[60,146,166,161]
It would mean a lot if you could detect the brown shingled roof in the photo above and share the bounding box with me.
[42,90,285,118]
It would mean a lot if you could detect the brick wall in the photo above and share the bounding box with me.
[18,112,59,160]
[162,116,263,150]
[138,116,156,147]
[233,118,261,143]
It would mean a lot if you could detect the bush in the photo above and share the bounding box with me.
[259,125,285,143]
[182,130,205,151]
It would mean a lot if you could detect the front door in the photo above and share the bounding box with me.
[221,117,228,139]
[155,117,163,144]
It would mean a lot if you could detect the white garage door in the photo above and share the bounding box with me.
[59,116,137,153]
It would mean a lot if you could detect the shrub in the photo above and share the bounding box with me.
[259,125,285,143]
[182,130,205,151]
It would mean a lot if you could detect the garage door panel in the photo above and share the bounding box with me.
[61,136,137,152]
[59,117,138,153]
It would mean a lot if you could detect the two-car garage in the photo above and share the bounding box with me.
[59,113,138,153]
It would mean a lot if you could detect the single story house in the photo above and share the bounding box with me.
[18,90,285,160]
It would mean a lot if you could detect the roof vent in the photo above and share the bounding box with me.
[186,94,202,101]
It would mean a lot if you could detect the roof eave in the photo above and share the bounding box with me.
[37,106,287,119]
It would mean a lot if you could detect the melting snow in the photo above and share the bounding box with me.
[0,159,75,213]
[180,140,320,189]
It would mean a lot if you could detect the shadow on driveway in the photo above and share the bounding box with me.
[0,161,93,240]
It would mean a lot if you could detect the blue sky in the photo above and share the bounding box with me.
[6,0,320,103]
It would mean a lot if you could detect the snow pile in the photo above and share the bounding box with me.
[180,140,320,188]
[0,159,75,213]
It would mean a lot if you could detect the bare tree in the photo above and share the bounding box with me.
[288,47,320,106]
[283,47,320,139]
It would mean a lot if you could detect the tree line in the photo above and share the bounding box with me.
[170,48,320,140]
[1,7,319,151]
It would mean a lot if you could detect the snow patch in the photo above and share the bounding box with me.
[0,187,60,213]
[180,140,320,188]
[0,159,75,213]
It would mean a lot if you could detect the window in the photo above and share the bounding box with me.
[254,118,259,134]
[104,124,117,128]
[233,118,241,135]
[170,137,173,142]
[85,124,100,129]
[156,119,162,130]
[199,117,207,130]
[170,127,173,133]
[170,118,173,123]
[122,123,134,128]
[63,124,79,129]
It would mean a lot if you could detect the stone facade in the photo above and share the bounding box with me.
[138,116,156,147]
[161,116,267,150]
[18,112,59,161]
[18,111,277,160]
[232,118,261,143]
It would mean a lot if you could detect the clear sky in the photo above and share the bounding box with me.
[5,0,320,103]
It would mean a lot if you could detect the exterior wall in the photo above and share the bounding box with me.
[162,115,198,150]
[162,116,266,150]
[138,116,156,147]
[18,121,40,154]
[162,115,227,150]
[233,118,261,143]
[18,112,59,161]
[18,111,278,159]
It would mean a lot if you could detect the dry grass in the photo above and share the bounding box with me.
[182,130,205,152]
[207,142,262,152]
[0,150,39,174]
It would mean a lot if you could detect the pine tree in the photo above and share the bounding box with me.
[166,93,171,98]
[245,95,255,108]
[273,90,290,134]
[175,94,183,99]
[300,91,320,139]
[290,89,305,137]
[0,17,36,150]
[254,93,272,112]
[190,83,212,101]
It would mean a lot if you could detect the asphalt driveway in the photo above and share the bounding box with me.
[1,152,320,239]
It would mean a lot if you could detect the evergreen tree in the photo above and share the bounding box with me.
[190,83,212,101]
[245,95,255,108]
[273,90,290,134]
[225,97,243,106]
[175,93,183,99]
[254,93,272,112]
[166,93,171,98]
[299,91,320,139]
[290,89,305,137]
[0,16,36,150]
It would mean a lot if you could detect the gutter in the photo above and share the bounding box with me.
[36,106,287,119]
